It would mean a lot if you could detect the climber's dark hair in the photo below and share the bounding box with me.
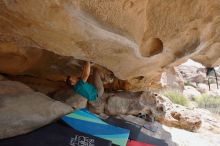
[66,76,72,87]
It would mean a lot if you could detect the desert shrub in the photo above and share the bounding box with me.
[161,90,189,106]
[195,94,220,115]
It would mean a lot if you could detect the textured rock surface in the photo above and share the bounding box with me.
[50,87,88,109]
[176,59,207,84]
[160,67,185,91]
[0,81,72,139]
[0,47,84,81]
[197,83,210,93]
[183,86,201,100]
[89,91,202,131]
[65,94,87,109]
[164,109,220,146]
[6,75,67,94]
[170,59,220,97]
[0,0,220,89]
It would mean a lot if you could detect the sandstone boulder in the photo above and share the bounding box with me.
[0,80,33,96]
[65,94,88,109]
[0,81,73,139]
[183,86,201,100]
[0,1,220,90]
[91,91,202,131]
[163,105,202,132]
[160,67,185,91]
[197,83,209,93]
[105,91,145,115]
[176,59,206,84]
[48,87,88,109]
[88,94,109,114]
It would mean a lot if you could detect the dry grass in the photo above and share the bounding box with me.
[161,90,189,106]
[194,94,220,115]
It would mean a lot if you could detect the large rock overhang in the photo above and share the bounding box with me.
[0,0,220,90]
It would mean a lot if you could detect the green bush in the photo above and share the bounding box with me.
[194,94,220,115]
[161,90,189,106]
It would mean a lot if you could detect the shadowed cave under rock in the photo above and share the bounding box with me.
[1,1,220,145]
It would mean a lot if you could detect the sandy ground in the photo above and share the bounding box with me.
[163,126,220,146]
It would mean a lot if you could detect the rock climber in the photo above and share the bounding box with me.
[66,61,104,101]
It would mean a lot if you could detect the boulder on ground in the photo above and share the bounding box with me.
[92,91,202,131]
[197,83,209,93]
[160,67,185,91]
[183,86,201,100]
[48,87,88,109]
[176,59,206,84]
[88,93,109,114]
[0,81,73,139]
[65,94,88,109]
